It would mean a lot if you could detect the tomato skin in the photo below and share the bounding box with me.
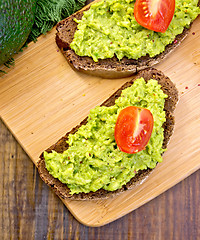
[114,106,154,154]
[134,0,175,33]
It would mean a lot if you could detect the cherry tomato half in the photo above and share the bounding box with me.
[114,106,154,154]
[134,0,175,33]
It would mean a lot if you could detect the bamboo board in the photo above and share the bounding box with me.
[0,15,200,227]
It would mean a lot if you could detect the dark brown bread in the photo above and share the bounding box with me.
[55,4,190,78]
[37,68,179,200]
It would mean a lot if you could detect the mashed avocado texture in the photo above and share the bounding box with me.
[70,0,200,62]
[44,78,168,194]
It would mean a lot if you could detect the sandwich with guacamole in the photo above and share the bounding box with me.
[38,68,178,200]
[55,0,200,78]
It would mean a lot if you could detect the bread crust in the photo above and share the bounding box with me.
[55,4,191,78]
[37,68,178,200]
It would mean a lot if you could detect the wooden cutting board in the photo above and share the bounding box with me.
[0,15,200,227]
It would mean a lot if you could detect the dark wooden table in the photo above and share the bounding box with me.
[1,118,200,239]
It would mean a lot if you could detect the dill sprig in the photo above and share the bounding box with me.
[28,0,87,42]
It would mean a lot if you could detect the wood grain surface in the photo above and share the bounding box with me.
[1,118,200,239]
[0,12,200,226]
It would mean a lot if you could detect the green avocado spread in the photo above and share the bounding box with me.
[44,78,168,194]
[70,0,200,62]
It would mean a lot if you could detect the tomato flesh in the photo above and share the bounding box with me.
[134,0,175,33]
[114,106,154,154]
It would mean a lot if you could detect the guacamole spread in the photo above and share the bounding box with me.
[44,78,168,194]
[70,0,200,62]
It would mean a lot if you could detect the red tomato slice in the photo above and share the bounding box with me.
[114,106,154,154]
[134,0,175,33]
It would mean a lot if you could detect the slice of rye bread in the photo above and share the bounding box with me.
[37,68,179,200]
[55,1,199,79]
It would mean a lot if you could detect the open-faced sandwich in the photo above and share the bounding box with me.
[56,0,200,78]
[38,68,178,200]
